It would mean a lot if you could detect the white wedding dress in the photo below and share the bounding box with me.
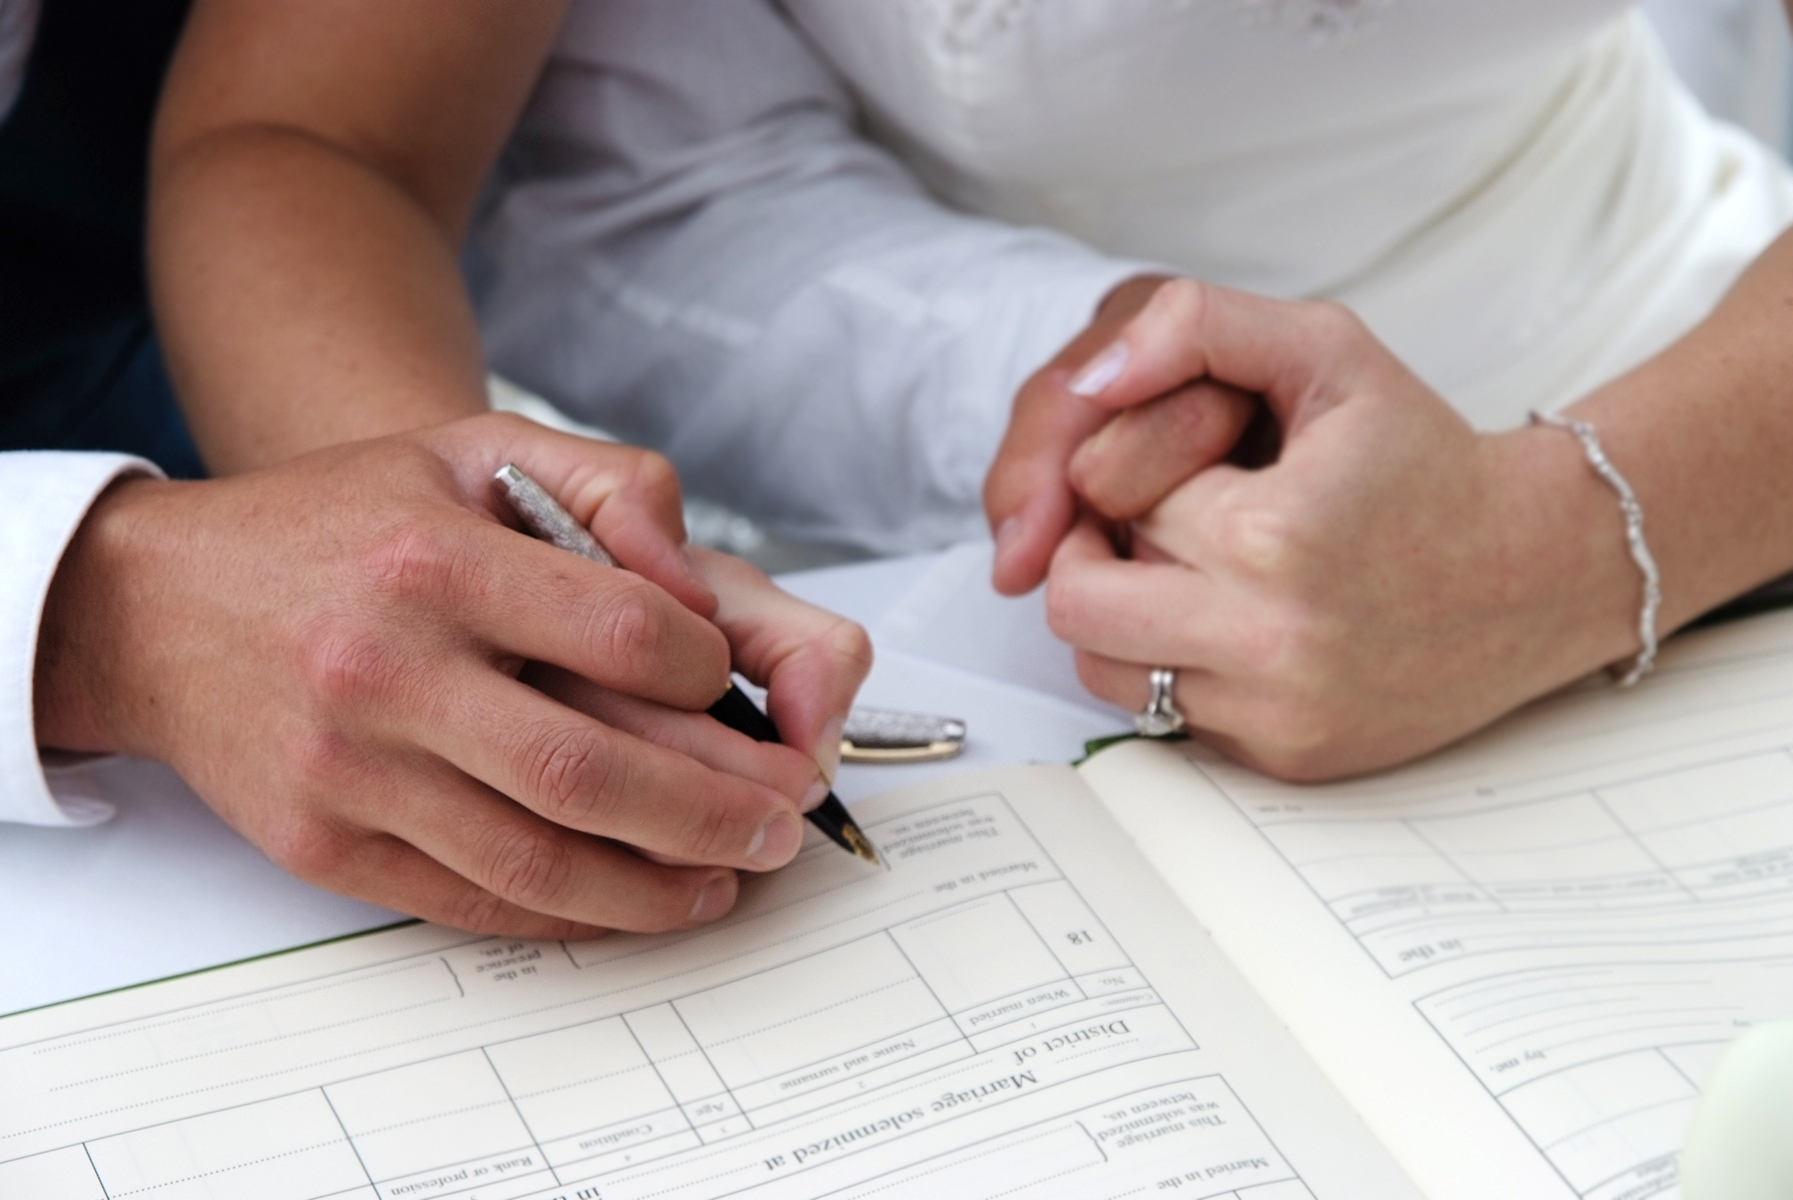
[473,0,1793,551]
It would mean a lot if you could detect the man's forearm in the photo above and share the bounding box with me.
[150,127,489,474]
[146,0,566,473]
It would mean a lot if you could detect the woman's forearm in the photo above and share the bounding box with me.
[1568,223,1793,633]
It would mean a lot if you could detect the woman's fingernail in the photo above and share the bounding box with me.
[746,812,803,869]
[802,777,829,812]
[814,715,845,785]
[1068,340,1129,397]
[687,873,735,923]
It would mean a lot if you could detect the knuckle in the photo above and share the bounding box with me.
[300,627,406,711]
[584,579,670,670]
[675,792,751,864]
[825,618,875,679]
[475,822,576,911]
[1241,601,1338,685]
[1153,277,1209,327]
[1224,507,1298,575]
[1214,494,1311,577]
[522,724,616,826]
[439,887,525,936]
[1067,447,1127,517]
[361,521,466,605]
[1168,391,1230,451]
[259,812,352,883]
[626,450,682,504]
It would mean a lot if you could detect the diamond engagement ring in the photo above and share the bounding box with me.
[1135,667,1187,737]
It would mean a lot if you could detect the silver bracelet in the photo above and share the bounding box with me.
[1529,410,1661,686]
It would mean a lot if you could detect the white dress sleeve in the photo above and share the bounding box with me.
[469,0,1150,555]
[0,451,162,826]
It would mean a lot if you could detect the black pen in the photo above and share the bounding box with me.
[494,464,880,865]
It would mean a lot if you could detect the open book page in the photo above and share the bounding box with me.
[1083,610,1793,1200]
[0,765,1418,1200]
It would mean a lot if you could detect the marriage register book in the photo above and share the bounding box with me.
[9,612,1793,1200]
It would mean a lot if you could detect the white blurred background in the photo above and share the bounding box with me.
[1644,0,1791,150]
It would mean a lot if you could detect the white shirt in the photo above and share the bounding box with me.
[472,0,1793,554]
[2,3,131,828]
[470,0,1150,555]
[0,453,159,827]
[0,4,149,828]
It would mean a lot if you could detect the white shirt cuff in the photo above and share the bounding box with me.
[0,451,165,826]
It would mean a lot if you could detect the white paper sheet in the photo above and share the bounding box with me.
[1086,612,1793,1200]
[0,767,1419,1200]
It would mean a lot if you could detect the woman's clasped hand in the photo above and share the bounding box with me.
[986,279,1651,781]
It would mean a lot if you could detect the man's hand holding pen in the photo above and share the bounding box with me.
[33,413,873,940]
[495,465,881,865]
